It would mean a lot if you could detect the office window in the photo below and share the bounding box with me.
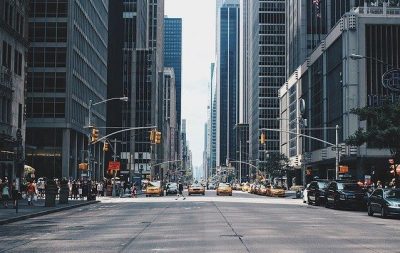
[2,41,12,70]
[14,50,22,76]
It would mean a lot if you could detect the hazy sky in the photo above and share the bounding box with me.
[165,0,216,167]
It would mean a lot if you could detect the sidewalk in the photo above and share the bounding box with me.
[0,197,99,225]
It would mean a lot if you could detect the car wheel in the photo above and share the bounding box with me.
[325,199,330,208]
[367,205,373,216]
[333,199,339,210]
[381,207,387,218]
[229,193,232,196]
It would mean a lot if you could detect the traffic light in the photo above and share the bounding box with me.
[155,131,162,144]
[79,163,88,170]
[260,133,266,144]
[91,128,99,142]
[149,129,156,142]
[103,142,109,152]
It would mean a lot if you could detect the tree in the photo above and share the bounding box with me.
[346,102,400,161]
[261,153,289,178]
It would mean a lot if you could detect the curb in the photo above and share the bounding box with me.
[0,200,100,225]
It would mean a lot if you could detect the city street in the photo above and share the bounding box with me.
[0,191,399,253]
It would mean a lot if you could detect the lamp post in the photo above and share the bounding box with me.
[87,96,128,181]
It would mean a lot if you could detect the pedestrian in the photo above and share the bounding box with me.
[377,180,383,189]
[78,181,83,199]
[11,180,19,209]
[176,180,185,200]
[97,182,103,197]
[27,180,37,206]
[1,178,10,208]
[131,184,137,198]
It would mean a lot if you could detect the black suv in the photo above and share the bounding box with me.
[325,181,365,210]
[307,180,329,206]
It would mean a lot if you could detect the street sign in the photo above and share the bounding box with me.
[108,161,121,171]
[339,165,349,174]
[120,170,129,174]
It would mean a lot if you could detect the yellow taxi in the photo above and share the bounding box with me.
[146,181,164,197]
[216,183,232,196]
[241,183,250,192]
[269,185,285,197]
[188,182,205,195]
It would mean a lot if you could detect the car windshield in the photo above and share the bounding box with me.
[385,189,400,199]
[191,183,202,187]
[168,183,177,187]
[148,181,160,187]
[219,183,229,187]
[337,183,361,191]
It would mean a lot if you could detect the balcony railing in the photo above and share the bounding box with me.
[0,66,13,91]
[352,7,400,16]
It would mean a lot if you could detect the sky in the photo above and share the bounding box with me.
[165,0,216,168]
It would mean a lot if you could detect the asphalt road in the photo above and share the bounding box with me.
[0,190,399,253]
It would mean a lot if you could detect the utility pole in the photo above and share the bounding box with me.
[335,125,339,180]
[112,138,117,197]
[239,140,242,183]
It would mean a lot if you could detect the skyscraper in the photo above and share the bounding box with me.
[164,18,182,136]
[240,0,258,167]
[254,0,286,162]
[216,0,240,167]
[106,0,165,180]
[26,0,109,179]
[207,62,217,176]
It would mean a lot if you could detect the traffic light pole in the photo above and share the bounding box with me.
[112,138,117,197]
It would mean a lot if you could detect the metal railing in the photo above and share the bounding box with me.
[352,7,400,16]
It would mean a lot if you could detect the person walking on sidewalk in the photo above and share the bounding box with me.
[27,180,37,206]
[176,181,185,200]
[11,180,19,209]
[1,178,10,208]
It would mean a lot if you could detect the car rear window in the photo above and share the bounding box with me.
[337,183,361,191]
[385,189,400,199]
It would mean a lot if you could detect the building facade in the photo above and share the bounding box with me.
[26,0,109,179]
[0,0,28,180]
[255,0,286,164]
[207,62,217,177]
[106,0,165,181]
[161,67,178,182]
[280,5,400,183]
[240,0,258,167]
[285,0,368,78]
[216,0,240,167]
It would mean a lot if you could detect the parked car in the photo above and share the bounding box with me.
[258,184,268,196]
[325,181,365,210]
[217,183,232,196]
[367,188,400,218]
[208,183,216,190]
[166,182,178,196]
[188,183,205,196]
[146,181,164,197]
[242,183,250,192]
[266,185,285,197]
[307,180,329,206]
[303,184,310,204]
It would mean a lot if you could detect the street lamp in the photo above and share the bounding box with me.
[86,96,128,181]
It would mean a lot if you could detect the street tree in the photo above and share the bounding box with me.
[346,102,400,161]
[261,152,289,179]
